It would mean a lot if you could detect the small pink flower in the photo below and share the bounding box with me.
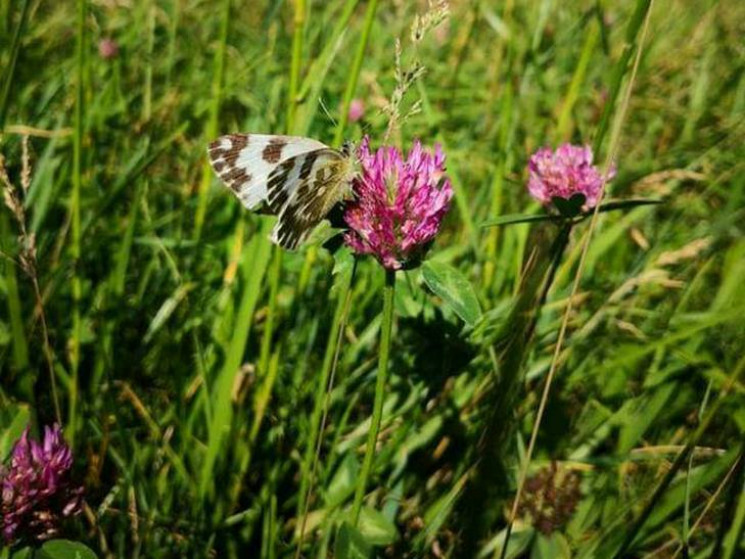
[344,136,453,270]
[1,425,83,544]
[527,143,615,210]
[348,99,365,123]
[98,38,119,60]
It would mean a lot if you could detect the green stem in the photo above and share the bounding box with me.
[194,0,231,241]
[612,355,745,558]
[351,268,395,525]
[593,0,652,155]
[258,249,282,378]
[69,0,86,446]
[287,0,306,133]
[332,0,378,147]
[295,260,356,553]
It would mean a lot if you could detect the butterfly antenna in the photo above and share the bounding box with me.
[359,119,374,138]
[318,97,338,129]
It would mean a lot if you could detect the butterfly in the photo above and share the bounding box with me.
[207,134,357,250]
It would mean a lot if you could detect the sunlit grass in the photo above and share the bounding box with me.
[0,0,743,557]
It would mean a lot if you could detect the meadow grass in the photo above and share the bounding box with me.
[1,0,744,558]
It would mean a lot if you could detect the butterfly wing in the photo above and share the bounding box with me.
[207,134,327,209]
[268,148,354,250]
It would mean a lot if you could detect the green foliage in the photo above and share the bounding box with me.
[0,0,743,557]
[10,540,97,559]
[421,260,482,326]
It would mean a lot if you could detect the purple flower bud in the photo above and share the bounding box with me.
[527,143,615,210]
[1,424,83,545]
[344,136,453,270]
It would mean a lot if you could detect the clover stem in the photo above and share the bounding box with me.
[351,268,396,525]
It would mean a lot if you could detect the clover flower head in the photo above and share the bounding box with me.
[98,38,119,60]
[1,424,83,545]
[527,143,615,210]
[344,136,453,270]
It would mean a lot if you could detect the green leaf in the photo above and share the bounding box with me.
[552,193,586,217]
[481,213,560,228]
[531,532,572,559]
[325,453,360,508]
[10,547,33,559]
[335,522,372,559]
[330,246,355,298]
[595,198,662,213]
[0,403,30,460]
[358,506,398,545]
[421,261,482,326]
[143,282,195,344]
[37,540,98,559]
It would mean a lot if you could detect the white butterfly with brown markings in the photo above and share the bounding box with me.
[207,134,356,250]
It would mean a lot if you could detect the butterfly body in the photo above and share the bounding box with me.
[208,134,356,249]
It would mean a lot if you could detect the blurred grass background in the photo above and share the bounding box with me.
[1,0,744,557]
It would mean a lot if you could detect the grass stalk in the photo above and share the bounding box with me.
[332,0,379,147]
[500,1,654,556]
[287,0,307,134]
[194,0,231,241]
[671,453,743,559]
[68,0,87,445]
[593,0,653,154]
[258,249,282,380]
[351,268,395,525]
[295,261,356,555]
[164,0,181,92]
[556,21,599,141]
[612,356,745,557]
[199,218,273,500]
[142,3,156,122]
[255,0,308,414]
[0,0,31,377]
[482,84,513,287]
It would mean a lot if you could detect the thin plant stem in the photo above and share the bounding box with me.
[142,3,155,122]
[671,454,743,559]
[24,238,61,424]
[612,355,744,557]
[257,0,306,432]
[0,139,59,421]
[332,0,379,147]
[295,260,357,556]
[351,268,395,525]
[69,0,87,446]
[499,2,655,557]
[287,0,307,133]
[258,249,283,377]
[194,0,231,240]
[683,380,712,549]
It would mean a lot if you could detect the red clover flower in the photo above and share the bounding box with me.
[528,143,615,211]
[344,136,453,270]
[1,425,83,545]
[98,38,119,60]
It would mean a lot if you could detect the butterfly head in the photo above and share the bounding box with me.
[341,140,356,158]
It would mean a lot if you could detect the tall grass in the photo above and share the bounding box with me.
[1,1,743,558]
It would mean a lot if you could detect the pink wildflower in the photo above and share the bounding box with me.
[344,136,453,270]
[1,425,83,545]
[98,38,119,60]
[348,99,365,123]
[527,143,615,210]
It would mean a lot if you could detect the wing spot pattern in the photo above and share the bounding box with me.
[262,138,287,163]
[298,152,319,181]
[267,158,296,212]
[209,134,249,167]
